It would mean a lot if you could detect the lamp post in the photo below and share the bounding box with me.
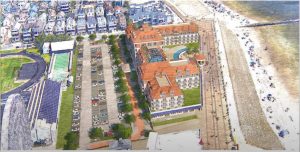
[195,54,205,109]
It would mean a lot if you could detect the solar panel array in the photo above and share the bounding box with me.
[38,80,61,124]
[17,63,38,80]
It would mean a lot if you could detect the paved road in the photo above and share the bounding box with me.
[100,43,120,125]
[0,51,46,101]
[79,40,92,149]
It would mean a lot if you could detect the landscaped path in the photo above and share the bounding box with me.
[125,74,144,141]
[100,43,120,124]
[79,40,92,149]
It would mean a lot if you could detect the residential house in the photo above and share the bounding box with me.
[66,15,76,36]
[17,11,28,24]
[95,6,104,17]
[117,14,126,30]
[87,17,97,34]
[96,16,107,33]
[44,22,55,35]
[77,19,86,35]
[11,23,22,42]
[85,7,95,17]
[48,9,56,22]
[57,0,70,13]
[32,13,47,37]
[56,11,66,22]
[77,8,86,20]
[54,20,65,35]
[22,24,33,44]
[106,15,117,32]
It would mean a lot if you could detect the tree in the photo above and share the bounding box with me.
[114,58,121,65]
[186,42,199,54]
[111,123,132,139]
[120,94,130,103]
[141,111,151,121]
[116,68,125,78]
[89,127,103,139]
[34,33,46,52]
[76,36,84,42]
[138,100,149,110]
[121,103,133,113]
[102,35,108,40]
[63,131,79,150]
[89,34,97,41]
[124,114,135,124]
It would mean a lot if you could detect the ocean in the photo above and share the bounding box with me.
[223,1,299,95]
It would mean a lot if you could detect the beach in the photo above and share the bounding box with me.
[203,1,299,150]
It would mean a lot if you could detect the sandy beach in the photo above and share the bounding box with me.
[203,1,299,150]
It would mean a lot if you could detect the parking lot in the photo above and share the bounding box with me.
[71,44,83,132]
[90,45,109,129]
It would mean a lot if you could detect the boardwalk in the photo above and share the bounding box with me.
[197,20,232,150]
[79,40,92,149]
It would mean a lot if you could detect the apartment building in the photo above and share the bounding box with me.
[44,22,55,35]
[129,0,173,25]
[126,23,199,63]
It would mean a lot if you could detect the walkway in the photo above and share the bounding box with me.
[125,74,144,141]
[196,20,231,150]
[100,43,119,124]
[79,40,92,149]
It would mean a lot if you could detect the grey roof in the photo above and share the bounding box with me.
[109,139,132,150]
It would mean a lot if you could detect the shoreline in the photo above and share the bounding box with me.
[221,1,299,98]
[203,1,299,150]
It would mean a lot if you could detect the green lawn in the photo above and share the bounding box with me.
[0,49,22,54]
[182,87,201,106]
[164,44,180,48]
[152,115,198,126]
[56,48,78,149]
[0,57,33,93]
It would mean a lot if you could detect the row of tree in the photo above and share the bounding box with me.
[108,35,134,139]
[119,35,152,123]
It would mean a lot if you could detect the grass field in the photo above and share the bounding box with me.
[182,87,201,106]
[0,57,33,94]
[0,49,22,54]
[152,115,198,126]
[56,48,78,149]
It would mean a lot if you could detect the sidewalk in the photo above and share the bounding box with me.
[79,40,92,149]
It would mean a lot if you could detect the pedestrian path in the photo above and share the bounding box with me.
[79,40,92,149]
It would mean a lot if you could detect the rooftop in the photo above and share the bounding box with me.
[51,40,74,52]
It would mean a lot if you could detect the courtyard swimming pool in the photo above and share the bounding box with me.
[173,47,187,60]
